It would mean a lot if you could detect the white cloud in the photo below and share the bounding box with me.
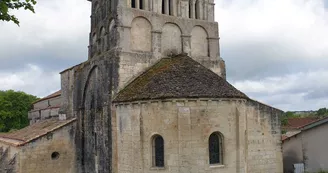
[0,0,90,60]
[233,69,328,110]
[217,0,328,58]
[216,0,328,110]
[0,64,60,97]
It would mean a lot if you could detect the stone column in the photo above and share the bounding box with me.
[208,1,215,21]
[172,0,177,16]
[165,0,169,14]
[208,37,220,58]
[203,0,208,20]
[149,0,153,11]
[190,0,195,18]
[136,0,140,9]
[180,0,190,18]
[144,0,149,10]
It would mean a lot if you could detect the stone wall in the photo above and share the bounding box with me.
[0,143,18,173]
[28,96,62,124]
[18,123,76,173]
[113,99,283,173]
[246,100,283,173]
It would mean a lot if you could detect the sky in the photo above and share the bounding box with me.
[0,0,327,111]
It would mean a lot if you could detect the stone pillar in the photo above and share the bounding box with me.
[144,0,149,10]
[208,1,215,21]
[165,0,169,14]
[172,0,177,16]
[196,0,203,20]
[208,37,220,58]
[236,101,248,173]
[153,0,162,13]
[180,0,189,18]
[136,0,140,9]
[182,35,191,56]
[149,0,153,11]
[203,0,208,20]
[190,0,195,18]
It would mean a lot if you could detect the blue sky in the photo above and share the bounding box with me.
[0,0,327,111]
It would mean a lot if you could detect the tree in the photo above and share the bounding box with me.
[0,0,37,25]
[317,108,328,116]
[0,90,38,132]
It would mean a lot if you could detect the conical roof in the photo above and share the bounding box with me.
[113,54,248,103]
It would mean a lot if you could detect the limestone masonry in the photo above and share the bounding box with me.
[0,0,284,173]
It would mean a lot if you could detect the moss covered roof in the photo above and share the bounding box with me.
[0,119,76,146]
[113,55,248,103]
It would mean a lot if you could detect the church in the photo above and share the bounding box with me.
[0,0,284,173]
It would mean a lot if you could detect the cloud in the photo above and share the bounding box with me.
[216,0,328,79]
[233,69,328,110]
[216,0,328,110]
[0,64,60,97]
[0,0,90,72]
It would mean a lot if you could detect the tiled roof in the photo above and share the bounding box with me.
[282,117,320,130]
[0,119,75,146]
[33,90,61,104]
[282,117,328,142]
[114,54,248,103]
[282,135,288,141]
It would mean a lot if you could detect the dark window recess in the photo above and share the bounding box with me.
[139,0,143,9]
[131,0,136,8]
[162,0,165,14]
[51,152,60,160]
[195,1,198,19]
[169,0,172,15]
[209,133,221,164]
[189,2,192,18]
[154,136,164,167]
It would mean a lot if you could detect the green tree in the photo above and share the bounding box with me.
[0,90,38,132]
[317,108,328,116]
[0,0,37,25]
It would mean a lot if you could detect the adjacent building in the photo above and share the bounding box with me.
[283,117,328,172]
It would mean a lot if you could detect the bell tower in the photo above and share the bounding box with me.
[88,0,226,90]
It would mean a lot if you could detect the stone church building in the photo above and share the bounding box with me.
[0,0,284,173]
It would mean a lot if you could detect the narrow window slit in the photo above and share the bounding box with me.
[139,0,143,9]
[131,0,136,8]
[162,0,165,14]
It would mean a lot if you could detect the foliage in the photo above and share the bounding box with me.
[0,0,37,25]
[316,108,328,116]
[0,90,38,132]
[281,111,301,126]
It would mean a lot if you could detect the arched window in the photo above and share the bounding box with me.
[209,132,223,164]
[152,135,164,167]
